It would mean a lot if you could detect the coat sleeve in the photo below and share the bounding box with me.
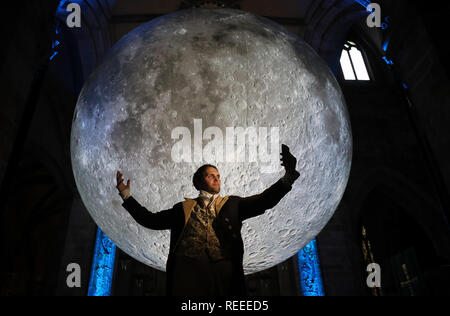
[122,196,179,230]
[238,178,293,221]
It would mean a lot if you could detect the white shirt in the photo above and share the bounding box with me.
[198,190,219,209]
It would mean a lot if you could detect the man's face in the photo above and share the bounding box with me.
[202,167,221,194]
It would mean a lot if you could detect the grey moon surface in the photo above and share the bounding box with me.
[70,8,352,274]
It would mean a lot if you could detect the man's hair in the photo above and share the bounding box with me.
[193,164,218,191]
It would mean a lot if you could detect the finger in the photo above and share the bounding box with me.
[127,180,130,187]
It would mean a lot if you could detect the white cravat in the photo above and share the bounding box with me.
[198,190,219,209]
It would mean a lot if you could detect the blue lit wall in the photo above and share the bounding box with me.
[354,0,371,8]
[297,239,325,296]
[88,228,117,296]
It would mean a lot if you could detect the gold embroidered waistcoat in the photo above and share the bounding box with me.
[176,199,230,261]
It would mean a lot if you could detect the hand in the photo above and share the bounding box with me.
[116,171,130,193]
[280,144,298,174]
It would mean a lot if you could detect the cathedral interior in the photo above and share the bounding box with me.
[1,0,450,296]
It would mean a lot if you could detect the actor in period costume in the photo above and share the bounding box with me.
[116,144,300,296]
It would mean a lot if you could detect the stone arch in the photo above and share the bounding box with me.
[352,166,450,259]
[56,0,116,80]
[303,0,368,73]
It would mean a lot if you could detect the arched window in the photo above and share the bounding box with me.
[340,41,371,81]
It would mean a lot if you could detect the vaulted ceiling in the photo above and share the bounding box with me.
[108,0,369,73]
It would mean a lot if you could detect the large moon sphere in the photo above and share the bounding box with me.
[71,8,352,274]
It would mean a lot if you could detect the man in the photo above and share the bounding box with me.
[116,144,300,296]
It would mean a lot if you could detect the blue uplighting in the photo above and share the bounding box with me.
[58,0,70,7]
[49,51,59,61]
[50,30,60,62]
[57,0,84,12]
[88,228,117,296]
[354,0,371,9]
[297,239,325,296]
[51,1,67,62]
[382,56,394,65]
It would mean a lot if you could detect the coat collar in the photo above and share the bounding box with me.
[182,195,230,226]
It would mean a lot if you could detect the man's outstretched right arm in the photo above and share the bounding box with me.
[116,171,177,230]
[121,196,177,230]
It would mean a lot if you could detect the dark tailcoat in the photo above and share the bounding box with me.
[122,178,292,296]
